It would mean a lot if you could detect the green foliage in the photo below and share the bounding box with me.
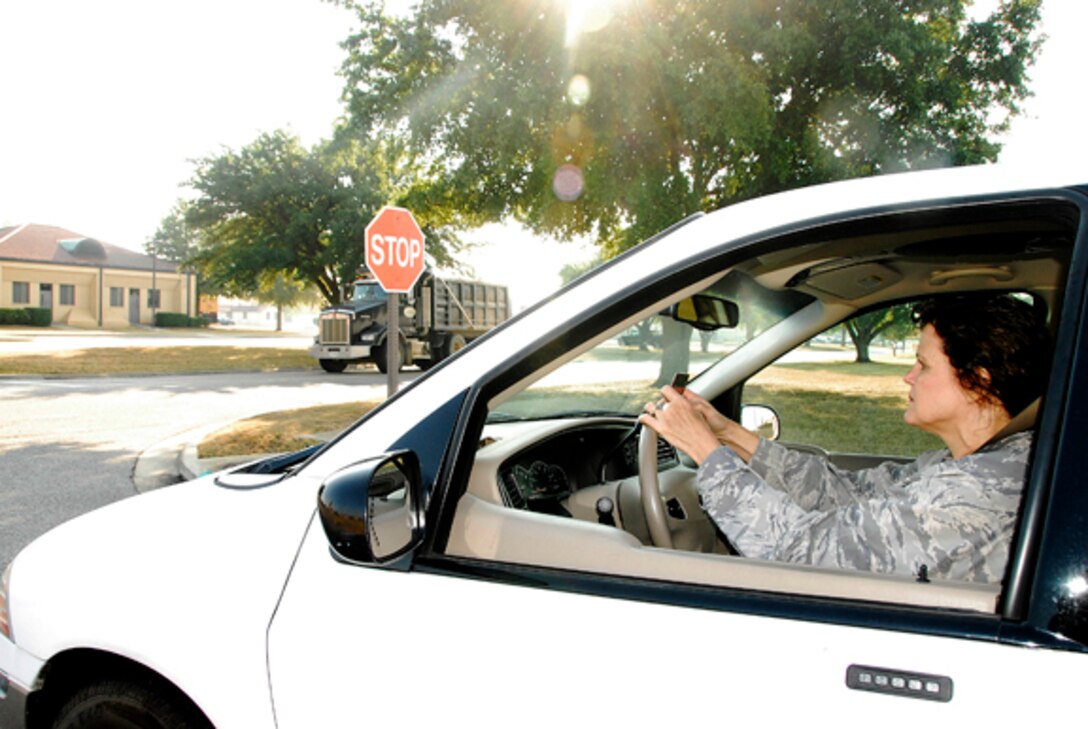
[0,307,51,326]
[154,312,208,328]
[558,250,608,285]
[845,304,915,362]
[337,0,1041,253]
[182,131,465,306]
[147,200,199,265]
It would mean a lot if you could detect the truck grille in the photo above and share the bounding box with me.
[319,314,351,345]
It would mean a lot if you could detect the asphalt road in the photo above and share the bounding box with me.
[0,367,395,569]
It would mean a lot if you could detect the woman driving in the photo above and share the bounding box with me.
[640,293,1051,583]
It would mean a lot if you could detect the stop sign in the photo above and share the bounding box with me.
[365,206,426,293]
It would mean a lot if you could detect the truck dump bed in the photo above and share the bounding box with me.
[431,278,510,333]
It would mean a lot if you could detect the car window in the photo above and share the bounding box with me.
[743,304,942,458]
[487,271,812,423]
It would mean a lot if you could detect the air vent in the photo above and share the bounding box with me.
[657,438,678,466]
[500,472,527,510]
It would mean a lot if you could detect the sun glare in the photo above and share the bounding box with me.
[564,0,620,47]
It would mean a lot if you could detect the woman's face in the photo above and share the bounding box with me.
[903,324,976,437]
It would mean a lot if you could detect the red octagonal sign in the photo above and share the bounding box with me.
[365,206,426,293]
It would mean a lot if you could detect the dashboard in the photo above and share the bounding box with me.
[495,422,678,514]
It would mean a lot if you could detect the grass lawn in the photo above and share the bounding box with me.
[198,401,381,458]
[0,346,318,375]
[748,361,942,456]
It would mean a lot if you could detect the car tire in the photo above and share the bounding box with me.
[52,677,211,729]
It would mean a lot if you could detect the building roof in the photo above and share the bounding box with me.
[0,224,180,273]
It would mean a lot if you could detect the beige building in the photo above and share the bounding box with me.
[0,223,197,327]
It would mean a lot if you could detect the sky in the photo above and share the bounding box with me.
[2,0,1085,310]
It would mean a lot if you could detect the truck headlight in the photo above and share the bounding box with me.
[0,562,12,640]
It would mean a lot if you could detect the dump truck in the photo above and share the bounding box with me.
[310,271,510,373]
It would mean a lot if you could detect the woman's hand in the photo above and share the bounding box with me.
[639,387,760,465]
[681,390,760,460]
[639,386,726,465]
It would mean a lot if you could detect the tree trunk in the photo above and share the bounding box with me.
[655,318,693,387]
[854,337,871,363]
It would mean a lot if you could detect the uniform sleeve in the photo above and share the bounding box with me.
[745,439,926,510]
[696,438,1026,582]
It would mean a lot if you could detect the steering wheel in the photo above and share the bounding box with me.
[638,425,675,548]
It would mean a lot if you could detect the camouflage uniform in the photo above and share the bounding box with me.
[697,431,1032,583]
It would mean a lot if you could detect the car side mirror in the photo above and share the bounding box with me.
[740,404,780,441]
[668,294,739,330]
[317,450,425,567]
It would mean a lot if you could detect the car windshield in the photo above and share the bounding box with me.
[489,272,812,422]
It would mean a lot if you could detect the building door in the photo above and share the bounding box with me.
[39,283,53,311]
[129,288,140,324]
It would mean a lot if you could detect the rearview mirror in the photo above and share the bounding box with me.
[317,450,424,566]
[668,294,739,330]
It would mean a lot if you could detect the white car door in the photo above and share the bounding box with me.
[267,502,1082,728]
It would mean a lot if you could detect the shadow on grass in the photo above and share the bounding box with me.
[771,360,912,377]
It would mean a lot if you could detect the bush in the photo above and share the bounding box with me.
[27,307,52,326]
[154,312,209,328]
[0,307,52,326]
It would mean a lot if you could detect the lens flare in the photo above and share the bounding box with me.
[552,164,585,201]
[567,75,591,106]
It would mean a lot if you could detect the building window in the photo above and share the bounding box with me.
[12,281,30,304]
[148,289,161,308]
[60,284,75,306]
[110,287,124,307]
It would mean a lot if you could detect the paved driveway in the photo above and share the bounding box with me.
[0,367,392,568]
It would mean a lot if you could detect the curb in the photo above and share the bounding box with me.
[179,443,258,483]
[135,426,341,493]
[133,423,257,493]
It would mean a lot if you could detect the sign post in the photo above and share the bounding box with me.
[364,206,426,396]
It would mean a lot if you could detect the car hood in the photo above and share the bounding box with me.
[8,470,322,728]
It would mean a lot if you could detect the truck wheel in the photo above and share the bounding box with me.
[319,359,348,373]
[52,677,211,729]
[445,333,467,358]
[373,341,410,374]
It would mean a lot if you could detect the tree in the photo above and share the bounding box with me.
[336,0,1042,254]
[845,304,915,363]
[183,131,466,306]
[146,200,199,264]
[254,271,324,332]
[558,251,607,285]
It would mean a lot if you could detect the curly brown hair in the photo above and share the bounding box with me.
[912,294,1051,417]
